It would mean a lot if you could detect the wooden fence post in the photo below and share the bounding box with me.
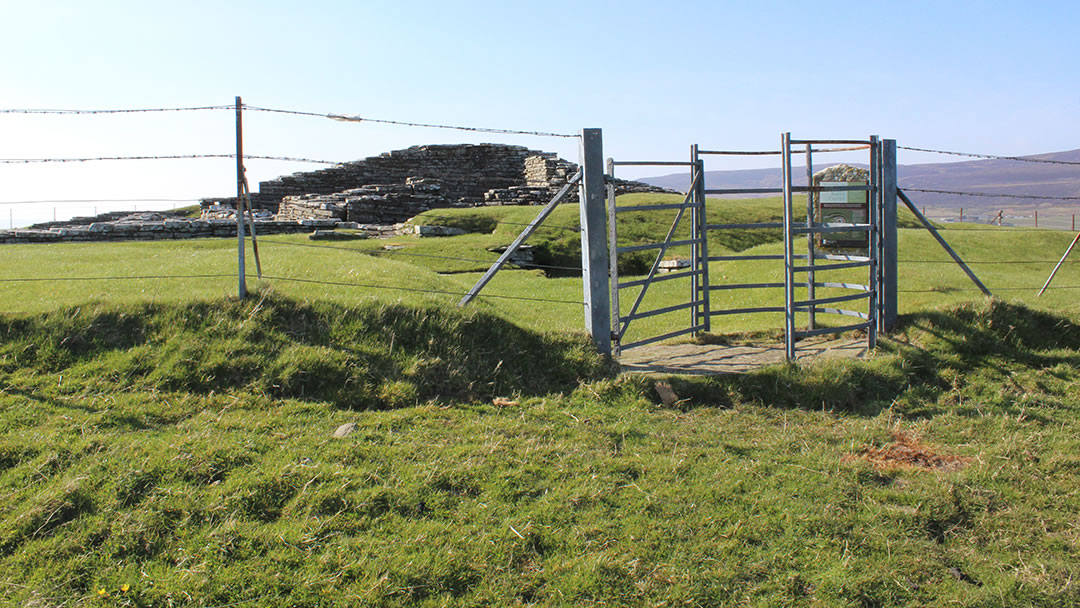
[579,128,611,356]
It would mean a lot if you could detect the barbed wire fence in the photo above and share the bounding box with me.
[0,100,588,309]
[1,103,1078,311]
[894,145,1079,296]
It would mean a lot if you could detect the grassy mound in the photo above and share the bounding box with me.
[2,193,1080,606]
[1,298,1078,606]
[0,293,612,409]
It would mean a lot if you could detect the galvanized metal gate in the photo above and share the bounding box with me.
[605,156,708,354]
[607,134,896,361]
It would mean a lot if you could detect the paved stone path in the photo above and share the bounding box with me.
[619,336,868,375]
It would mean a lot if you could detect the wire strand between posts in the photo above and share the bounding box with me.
[899,146,1080,166]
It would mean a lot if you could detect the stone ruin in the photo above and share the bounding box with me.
[203,143,671,224]
[2,143,671,244]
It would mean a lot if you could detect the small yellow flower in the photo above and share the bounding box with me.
[120,583,130,592]
[97,588,109,598]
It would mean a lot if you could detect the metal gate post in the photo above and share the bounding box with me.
[781,133,796,361]
[235,96,247,299]
[692,145,711,333]
[606,156,621,356]
[579,128,612,356]
[805,144,816,331]
[880,139,898,332]
[867,136,880,350]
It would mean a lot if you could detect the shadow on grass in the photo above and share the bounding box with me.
[635,299,1080,418]
[0,292,616,410]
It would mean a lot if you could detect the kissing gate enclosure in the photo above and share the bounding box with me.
[595,133,898,362]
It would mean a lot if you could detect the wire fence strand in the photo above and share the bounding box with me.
[260,275,585,305]
[0,153,341,165]
[257,238,583,273]
[0,198,199,206]
[0,106,233,115]
[900,259,1078,265]
[416,213,582,233]
[899,146,1080,166]
[901,187,1080,201]
[899,286,1080,293]
[0,274,234,283]
[242,105,579,138]
[0,154,235,164]
[3,272,1076,297]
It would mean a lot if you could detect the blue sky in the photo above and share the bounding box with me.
[2,0,1078,225]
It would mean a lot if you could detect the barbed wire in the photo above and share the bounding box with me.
[0,153,341,165]
[0,273,234,283]
[257,238,583,273]
[900,259,1078,265]
[417,213,581,232]
[925,227,1076,232]
[0,270,585,303]
[0,105,233,115]
[245,154,340,165]
[899,146,1080,166]
[901,187,1080,201]
[0,154,234,164]
[899,286,1080,293]
[0,198,198,206]
[4,271,1075,297]
[261,274,585,305]
[242,105,579,139]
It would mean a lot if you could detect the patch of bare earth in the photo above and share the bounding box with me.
[851,431,969,472]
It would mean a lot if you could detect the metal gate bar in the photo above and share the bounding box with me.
[606,135,893,358]
[606,161,706,351]
[782,134,880,361]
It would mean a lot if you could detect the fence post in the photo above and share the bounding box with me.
[606,157,621,355]
[880,139,898,332]
[781,132,796,362]
[235,96,247,299]
[693,148,710,333]
[579,128,611,356]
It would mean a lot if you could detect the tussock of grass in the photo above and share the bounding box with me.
[1,297,1077,606]
[2,196,1080,606]
[0,292,612,409]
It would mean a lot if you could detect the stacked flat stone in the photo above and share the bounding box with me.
[524,153,577,187]
[245,144,538,213]
[201,143,675,222]
[0,210,405,244]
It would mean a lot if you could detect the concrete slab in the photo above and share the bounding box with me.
[619,336,868,375]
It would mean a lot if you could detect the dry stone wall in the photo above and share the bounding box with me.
[0,211,411,244]
[0,212,343,244]
[244,144,539,213]
[204,143,672,224]
[3,143,673,244]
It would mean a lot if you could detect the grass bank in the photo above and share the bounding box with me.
[0,295,1078,606]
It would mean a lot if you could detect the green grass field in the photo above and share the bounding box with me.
[1,195,1078,607]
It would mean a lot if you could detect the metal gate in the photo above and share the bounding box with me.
[605,157,708,355]
[607,134,893,361]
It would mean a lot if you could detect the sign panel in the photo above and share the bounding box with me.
[818,181,868,249]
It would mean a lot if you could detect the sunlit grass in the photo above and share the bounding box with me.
[1,196,1079,606]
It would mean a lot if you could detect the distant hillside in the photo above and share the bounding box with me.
[639,149,1080,215]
